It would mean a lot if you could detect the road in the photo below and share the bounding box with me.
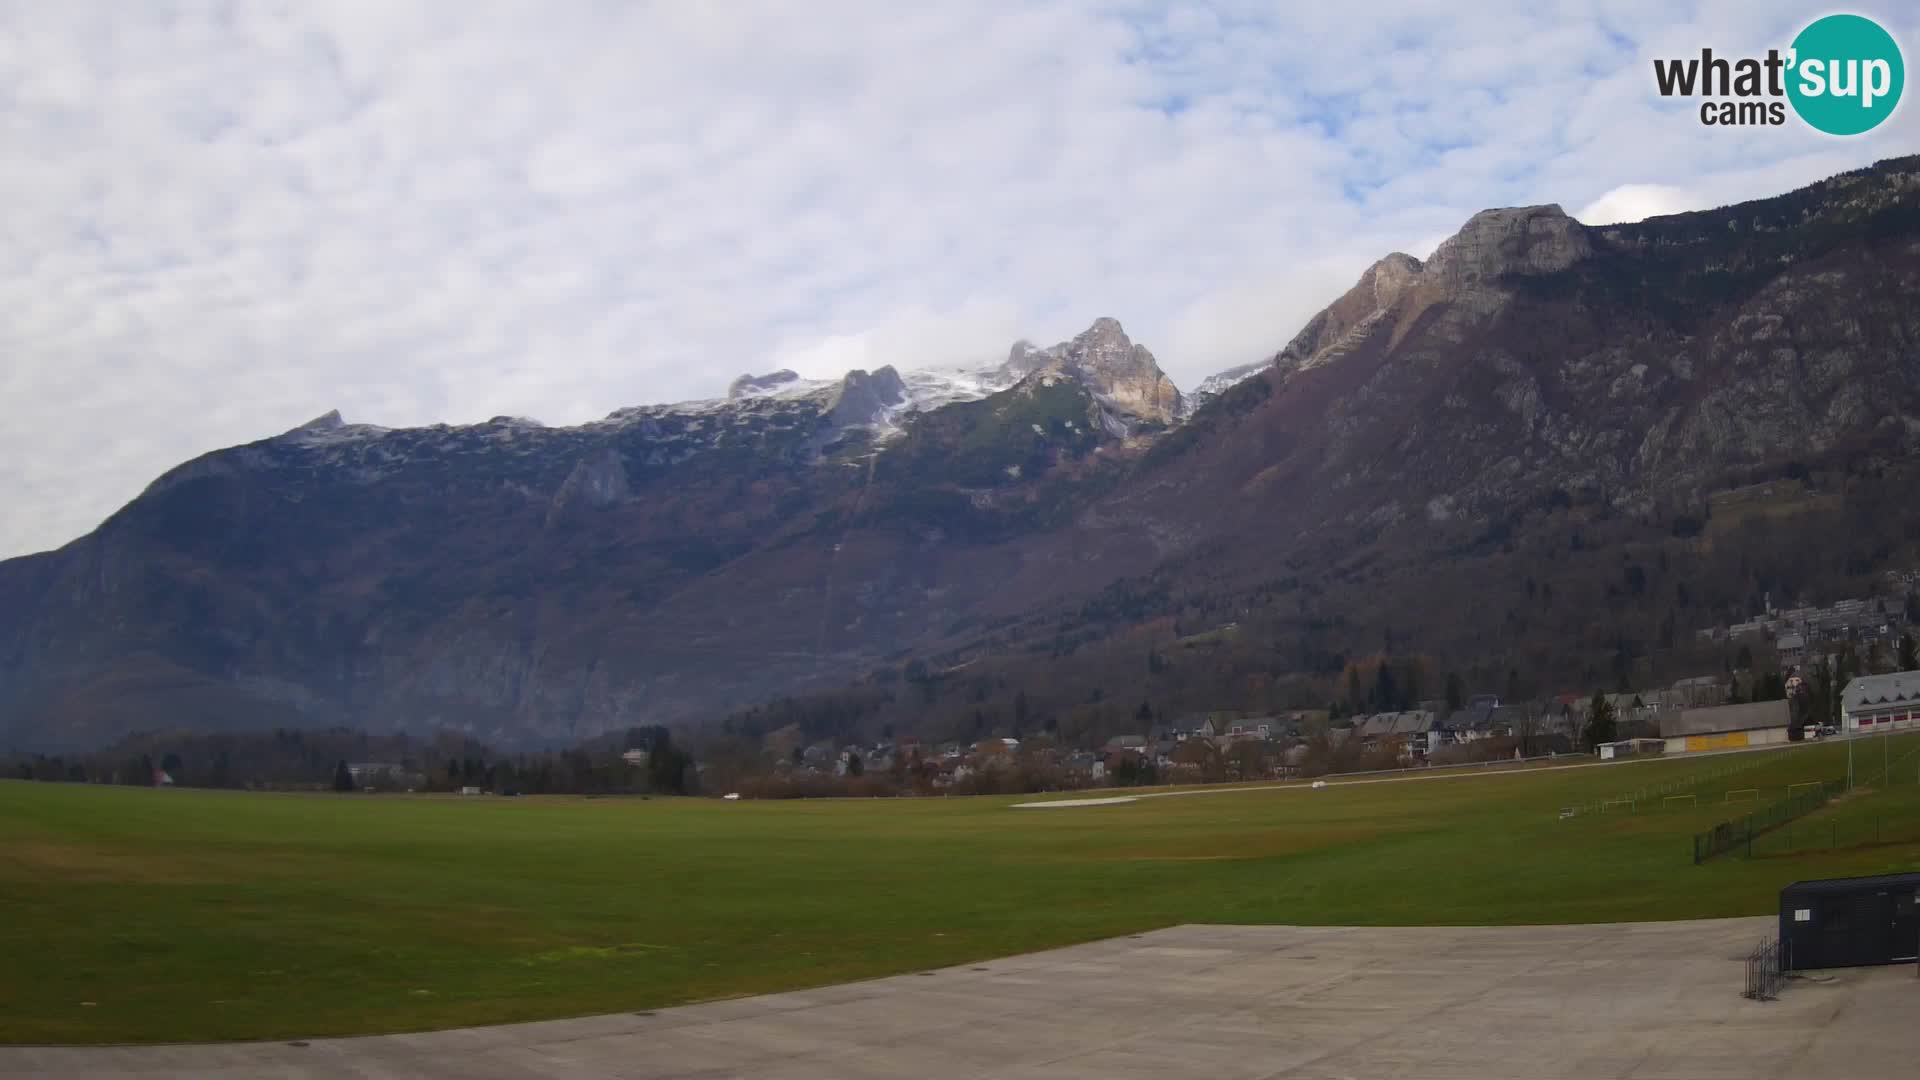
[4,918,1912,1079]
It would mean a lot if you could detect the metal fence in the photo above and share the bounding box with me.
[1566,754,1771,818]
[1748,813,1920,857]
[1743,938,1786,1001]
[1691,778,1845,864]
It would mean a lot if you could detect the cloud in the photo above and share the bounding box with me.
[1576,183,1701,224]
[1,2,1918,558]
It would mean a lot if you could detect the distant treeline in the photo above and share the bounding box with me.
[4,725,696,796]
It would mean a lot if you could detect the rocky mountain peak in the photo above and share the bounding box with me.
[1003,340,1046,378]
[727,370,802,399]
[1076,315,1130,346]
[1423,204,1590,286]
[824,366,909,429]
[1004,318,1183,427]
[292,409,345,434]
[1364,252,1424,305]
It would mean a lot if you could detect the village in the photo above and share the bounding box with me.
[760,656,1919,796]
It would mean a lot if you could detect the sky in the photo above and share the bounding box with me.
[2,2,1917,559]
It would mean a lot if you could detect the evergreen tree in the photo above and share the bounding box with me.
[645,729,692,795]
[1444,672,1465,712]
[1371,664,1397,712]
[1899,633,1917,672]
[1810,659,1836,729]
[332,759,354,792]
[1585,691,1618,750]
[845,750,864,777]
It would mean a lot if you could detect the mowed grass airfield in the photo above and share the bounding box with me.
[4,735,1919,1044]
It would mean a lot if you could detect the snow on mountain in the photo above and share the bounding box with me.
[1183,361,1270,417]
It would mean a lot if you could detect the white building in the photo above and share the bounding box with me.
[1776,632,1808,666]
[1841,671,1920,733]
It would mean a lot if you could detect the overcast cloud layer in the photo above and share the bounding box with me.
[2,2,1917,558]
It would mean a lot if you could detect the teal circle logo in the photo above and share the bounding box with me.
[1787,14,1904,135]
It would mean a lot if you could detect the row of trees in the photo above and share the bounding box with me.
[9,726,699,797]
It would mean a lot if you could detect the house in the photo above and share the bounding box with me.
[1776,633,1808,667]
[1389,711,1445,757]
[1226,718,1275,741]
[1103,734,1147,753]
[1841,671,1920,733]
[1602,692,1644,714]
[1276,709,1330,734]
[1660,700,1790,753]
[347,762,405,785]
[620,748,649,767]
[1449,703,1499,739]
[1195,715,1234,739]
[1596,738,1665,761]
[1350,713,1392,745]
[1668,675,1727,709]
[1349,711,1440,757]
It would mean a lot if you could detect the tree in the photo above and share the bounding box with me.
[1444,672,1465,712]
[1755,671,1786,702]
[1173,738,1226,783]
[1866,639,1890,675]
[1370,663,1398,712]
[332,760,354,792]
[1585,691,1618,751]
[1809,659,1836,729]
[646,729,693,794]
[1110,754,1157,787]
[845,750,864,777]
[1226,740,1271,781]
[1899,633,1917,672]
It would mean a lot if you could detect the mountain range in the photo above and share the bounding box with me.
[5,155,1920,751]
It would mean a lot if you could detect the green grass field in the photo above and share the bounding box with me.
[4,735,1919,1044]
